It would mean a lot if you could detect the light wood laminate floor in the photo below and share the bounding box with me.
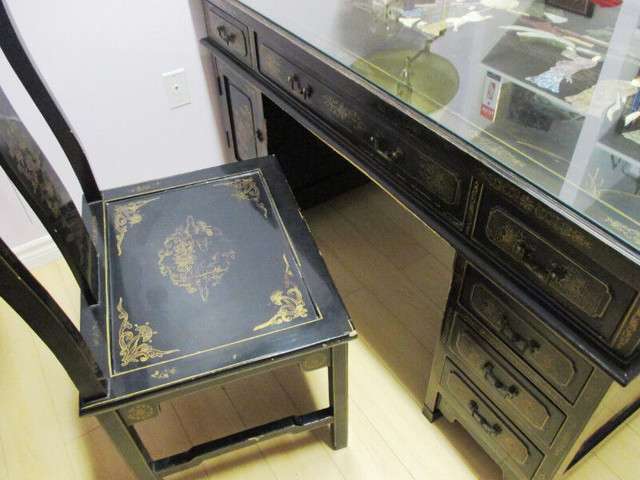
[1,183,638,480]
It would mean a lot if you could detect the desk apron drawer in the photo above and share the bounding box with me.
[459,264,593,403]
[471,182,637,344]
[257,42,469,224]
[365,124,469,225]
[205,3,250,64]
[257,41,374,152]
[440,359,544,479]
[448,314,565,446]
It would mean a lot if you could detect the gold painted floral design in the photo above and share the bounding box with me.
[117,297,178,367]
[113,197,159,255]
[150,367,177,379]
[221,178,268,218]
[2,119,62,216]
[158,216,235,302]
[254,254,308,331]
[124,404,156,422]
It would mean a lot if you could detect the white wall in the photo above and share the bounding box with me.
[0,0,228,249]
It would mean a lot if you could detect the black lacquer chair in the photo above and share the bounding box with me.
[0,3,354,479]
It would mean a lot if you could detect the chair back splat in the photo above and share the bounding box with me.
[0,238,107,400]
[0,88,99,304]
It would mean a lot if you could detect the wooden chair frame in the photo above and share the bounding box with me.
[0,2,354,478]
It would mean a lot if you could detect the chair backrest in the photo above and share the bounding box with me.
[0,1,100,303]
[0,2,107,400]
[0,236,107,399]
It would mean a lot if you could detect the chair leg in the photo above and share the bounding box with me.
[97,410,158,480]
[329,343,348,449]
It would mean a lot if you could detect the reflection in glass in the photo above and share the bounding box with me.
[241,0,640,252]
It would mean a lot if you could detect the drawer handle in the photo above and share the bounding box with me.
[216,25,236,45]
[287,75,313,100]
[287,74,299,91]
[514,241,568,283]
[300,85,313,100]
[497,315,540,355]
[468,400,502,436]
[369,136,403,162]
[482,362,519,399]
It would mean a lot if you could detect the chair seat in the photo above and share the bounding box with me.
[79,156,355,414]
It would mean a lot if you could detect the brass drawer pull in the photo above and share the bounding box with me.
[287,74,299,91]
[216,25,236,45]
[369,136,403,162]
[497,314,540,355]
[287,74,313,100]
[468,400,502,436]
[300,85,313,100]
[514,241,568,283]
[482,362,519,399]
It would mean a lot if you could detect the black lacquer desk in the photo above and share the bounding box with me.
[198,1,640,478]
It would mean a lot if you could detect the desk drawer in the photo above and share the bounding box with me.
[447,314,565,446]
[257,42,468,224]
[471,183,637,343]
[205,3,250,64]
[440,359,543,479]
[258,43,319,106]
[314,88,469,223]
[371,129,469,225]
[459,264,593,403]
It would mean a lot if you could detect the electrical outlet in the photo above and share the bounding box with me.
[162,69,190,109]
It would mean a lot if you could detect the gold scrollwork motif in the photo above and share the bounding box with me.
[486,210,611,318]
[259,45,283,78]
[465,181,482,235]
[124,404,156,422]
[470,284,508,332]
[151,367,177,379]
[319,95,365,133]
[1,119,62,216]
[158,216,235,302]
[112,197,159,255]
[117,297,179,367]
[617,312,639,350]
[480,172,593,250]
[232,100,255,160]
[301,353,328,371]
[417,160,459,205]
[91,216,99,245]
[470,283,576,385]
[254,254,308,331]
[221,178,268,218]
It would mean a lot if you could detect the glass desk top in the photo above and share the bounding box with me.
[237,0,640,254]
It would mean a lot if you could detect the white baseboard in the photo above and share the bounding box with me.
[14,235,62,270]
